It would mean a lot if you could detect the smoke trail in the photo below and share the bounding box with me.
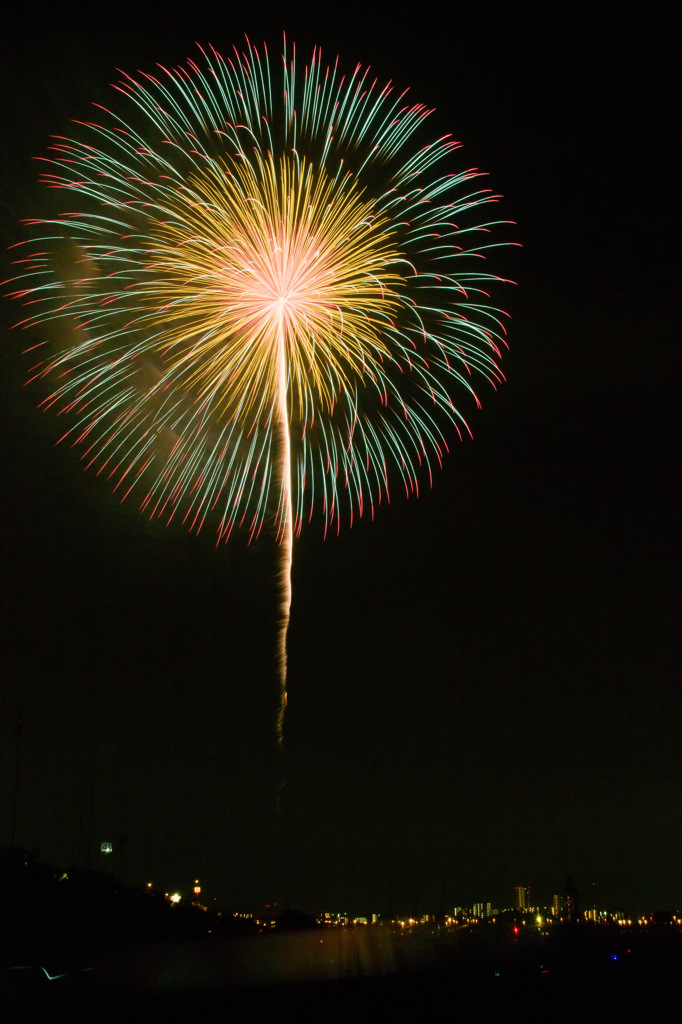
[275,320,292,747]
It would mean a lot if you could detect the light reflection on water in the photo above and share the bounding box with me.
[102,928,441,991]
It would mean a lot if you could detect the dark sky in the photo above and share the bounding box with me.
[1,2,679,917]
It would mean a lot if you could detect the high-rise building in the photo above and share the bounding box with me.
[472,902,492,919]
[552,894,565,918]
[514,886,529,910]
[564,877,579,921]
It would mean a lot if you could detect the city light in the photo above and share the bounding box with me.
[59,872,676,939]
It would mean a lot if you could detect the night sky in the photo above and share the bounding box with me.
[1,3,679,917]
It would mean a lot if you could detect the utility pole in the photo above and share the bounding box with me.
[11,715,23,847]
[118,835,128,881]
[84,739,95,868]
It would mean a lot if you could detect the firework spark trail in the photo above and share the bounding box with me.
[7,40,515,746]
[276,317,292,747]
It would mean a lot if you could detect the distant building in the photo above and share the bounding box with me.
[514,886,529,911]
[552,890,579,921]
[320,912,349,926]
[565,878,580,921]
[585,908,608,922]
[472,902,492,919]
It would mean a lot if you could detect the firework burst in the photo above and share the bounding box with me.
[8,39,514,743]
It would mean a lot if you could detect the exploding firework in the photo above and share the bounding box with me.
[8,39,514,743]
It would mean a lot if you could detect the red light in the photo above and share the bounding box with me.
[514,927,518,935]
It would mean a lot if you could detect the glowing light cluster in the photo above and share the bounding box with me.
[145,154,403,429]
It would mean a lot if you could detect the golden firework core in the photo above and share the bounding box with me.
[144,153,405,423]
